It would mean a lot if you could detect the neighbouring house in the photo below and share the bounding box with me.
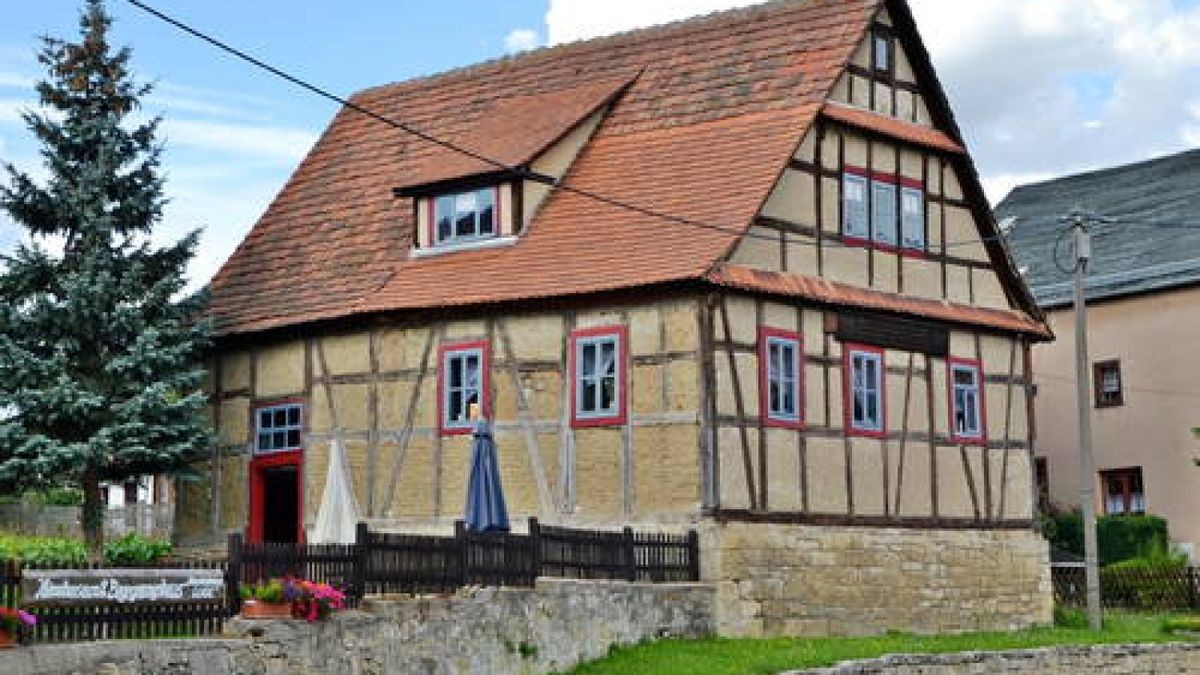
[181,0,1053,635]
[999,148,1200,559]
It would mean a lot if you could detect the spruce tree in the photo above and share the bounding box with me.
[0,0,212,558]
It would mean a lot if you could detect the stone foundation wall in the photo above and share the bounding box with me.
[702,521,1052,637]
[0,578,715,675]
[785,643,1200,674]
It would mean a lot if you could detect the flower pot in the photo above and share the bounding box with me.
[0,627,17,649]
[240,600,293,620]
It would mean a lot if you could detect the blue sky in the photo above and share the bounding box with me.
[1,0,1199,286]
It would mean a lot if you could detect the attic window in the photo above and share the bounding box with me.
[872,31,892,73]
[432,187,498,246]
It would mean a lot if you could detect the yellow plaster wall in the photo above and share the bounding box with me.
[524,108,606,226]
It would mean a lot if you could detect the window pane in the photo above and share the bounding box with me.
[477,189,495,235]
[770,380,781,415]
[436,195,454,241]
[465,354,480,389]
[901,187,925,249]
[781,344,795,379]
[274,409,287,427]
[272,431,286,448]
[259,410,272,429]
[287,429,300,447]
[781,381,794,415]
[581,344,596,378]
[600,376,615,411]
[287,406,300,426]
[954,368,975,386]
[965,392,978,431]
[449,390,463,422]
[449,355,463,388]
[865,357,878,392]
[872,181,897,246]
[582,380,596,412]
[258,433,272,451]
[600,340,616,375]
[843,174,869,239]
[873,35,889,70]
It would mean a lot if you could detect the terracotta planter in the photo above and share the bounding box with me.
[0,627,17,649]
[240,600,293,620]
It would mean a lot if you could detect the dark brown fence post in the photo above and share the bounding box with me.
[623,526,636,582]
[528,518,541,583]
[226,532,243,615]
[686,530,700,581]
[354,522,370,603]
[454,520,467,587]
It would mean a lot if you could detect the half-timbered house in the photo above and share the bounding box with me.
[186,0,1054,635]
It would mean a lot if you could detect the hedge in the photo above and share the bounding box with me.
[1045,510,1169,564]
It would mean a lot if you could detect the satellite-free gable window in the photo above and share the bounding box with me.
[432,187,498,246]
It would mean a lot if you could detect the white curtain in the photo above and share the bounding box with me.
[310,437,361,544]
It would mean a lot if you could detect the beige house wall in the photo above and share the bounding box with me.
[1033,285,1200,554]
[732,122,1009,311]
[711,293,1035,524]
[181,294,707,545]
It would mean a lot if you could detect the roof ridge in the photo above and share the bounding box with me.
[1008,147,1200,197]
[351,0,862,100]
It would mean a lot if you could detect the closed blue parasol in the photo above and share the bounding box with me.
[464,419,510,532]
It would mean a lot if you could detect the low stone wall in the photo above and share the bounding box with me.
[702,521,1053,637]
[784,642,1200,674]
[0,578,716,675]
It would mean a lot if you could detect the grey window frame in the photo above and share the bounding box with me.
[443,347,484,430]
[575,333,622,420]
[255,403,303,455]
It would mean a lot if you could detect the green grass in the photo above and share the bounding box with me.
[564,613,1196,675]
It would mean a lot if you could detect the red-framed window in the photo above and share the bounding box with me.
[758,327,804,429]
[1101,467,1145,516]
[843,166,926,256]
[438,339,491,436]
[948,357,986,445]
[844,343,886,438]
[429,186,500,247]
[569,325,628,428]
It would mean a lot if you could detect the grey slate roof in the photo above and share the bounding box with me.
[996,149,1200,309]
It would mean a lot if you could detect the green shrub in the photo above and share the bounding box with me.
[0,534,86,565]
[1053,606,1089,628]
[37,487,84,507]
[1046,510,1170,564]
[1103,550,1190,610]
[240,580,285,604]
[102,533,172,565]
[1162,616,1200,633]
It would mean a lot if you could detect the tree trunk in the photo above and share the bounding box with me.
[82,468,104,561]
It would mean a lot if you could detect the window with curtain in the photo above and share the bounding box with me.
[442,343,486,432]
[847,347,884,434]
[950,360,984,442]
[433,187,497,245]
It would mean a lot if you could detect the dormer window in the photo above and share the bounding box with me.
[433,186,497,245]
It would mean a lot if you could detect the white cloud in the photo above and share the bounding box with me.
[546,0,758,44]
[503,29,541,53]
[542,0,1200,203]
[161,119,317,164]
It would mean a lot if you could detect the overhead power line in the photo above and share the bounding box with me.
[124,0,1018,252]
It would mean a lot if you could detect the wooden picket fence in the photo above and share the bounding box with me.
[0,520,699,645]
[229,519,700,605]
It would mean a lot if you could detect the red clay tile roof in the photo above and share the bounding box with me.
[399,76,638,189]
[205,0,1039,339]
[206,0,882,336]
[821,101,965,154]
[707,263,1051,338]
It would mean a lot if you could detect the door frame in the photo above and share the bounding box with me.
[248,450,304,544]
